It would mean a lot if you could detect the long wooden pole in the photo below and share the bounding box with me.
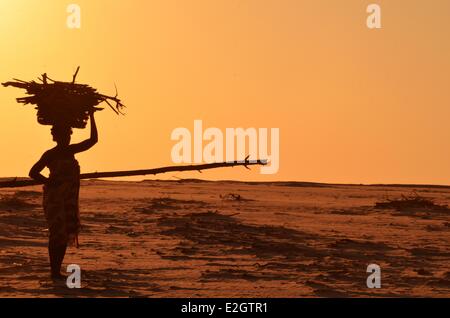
[0,159,267,188]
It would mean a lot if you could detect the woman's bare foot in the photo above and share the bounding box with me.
[51,271,68,282]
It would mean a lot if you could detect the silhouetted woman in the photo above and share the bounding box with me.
[29,112,98,281]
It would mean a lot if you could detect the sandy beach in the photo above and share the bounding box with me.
[0,179,448,297]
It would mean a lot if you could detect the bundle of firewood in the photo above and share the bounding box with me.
[2,67,125,128]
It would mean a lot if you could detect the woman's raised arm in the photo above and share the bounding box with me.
[70,112,98,154]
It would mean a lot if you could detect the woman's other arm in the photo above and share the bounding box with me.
[29,152,50,184]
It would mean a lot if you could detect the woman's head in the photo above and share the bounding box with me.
[51,125,72,146]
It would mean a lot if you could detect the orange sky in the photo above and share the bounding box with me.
[1,0,450,184]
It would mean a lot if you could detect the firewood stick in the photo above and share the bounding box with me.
[0,159,268,188]
[72,66,80,84]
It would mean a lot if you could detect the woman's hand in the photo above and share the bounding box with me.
[89,110,98,142]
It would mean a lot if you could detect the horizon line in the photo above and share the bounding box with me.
[2,176,449,189]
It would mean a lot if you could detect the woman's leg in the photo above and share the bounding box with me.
[48,216,68,280]
[49,239,68,280]
[44,187,66,280]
